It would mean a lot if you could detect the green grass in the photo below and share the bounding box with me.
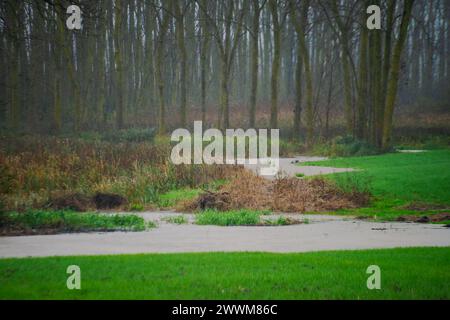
[433,220,450,225]
[195,210,305,226]
[195,209,270,226]
[303,150,450,219]
[157,188,201,208]
[0,248,448,299]
[196,209,261,226]
[331,199,449,221]
[304,150,450,205]
[0,210,149,234]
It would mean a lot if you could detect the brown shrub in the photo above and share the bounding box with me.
[93,193,128,209]
[48,193,94,212]
[183,170,369,213]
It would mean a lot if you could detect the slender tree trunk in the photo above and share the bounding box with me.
[331,0,353,135]
[356,2,368,139]
[382,0,415,149]
[6,1,21,131]
[269,0,281,129]
[56,4,81,132]
[249,0,262,128]
[156,2,171,134]
[381,0,397,106]
[200,0,210,124]
[114,1,124,129]
[293,43,303,140]
[174,0,187,127]
[290,0,314,146]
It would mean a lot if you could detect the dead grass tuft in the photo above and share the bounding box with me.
[181,171,369,213]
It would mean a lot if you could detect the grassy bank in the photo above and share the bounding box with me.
[0,210,150,236]
[303,150,450,220]
[0,247,448,299]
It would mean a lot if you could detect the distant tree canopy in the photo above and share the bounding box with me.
[0,0,448,150]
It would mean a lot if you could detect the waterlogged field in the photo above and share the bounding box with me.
[0,248,448,299]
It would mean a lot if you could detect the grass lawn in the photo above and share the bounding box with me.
[303,150,450,219]
[0,247,448,300]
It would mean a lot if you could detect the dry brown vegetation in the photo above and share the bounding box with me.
[0,135,242,211]
[181,170,369,213]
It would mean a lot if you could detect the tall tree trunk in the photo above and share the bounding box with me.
[293,40,303,140]
[114,1,124,129]
[156,2,171,134]
[200,0,210,124]
[356,2,368,139]
[331,0,353,135]
[382,0,415,149]
[6,1,21,131]
[174,0,187,127]
[269,0,281,129]
[249,0,262,128]
[290,0,314,146]
[56,3,81,132]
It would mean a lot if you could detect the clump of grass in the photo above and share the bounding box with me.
[195,210,305,226]
[129,203,144,212]
[157,188,201,208]
[295,173,305,178]
[146,220,157,228]
[0,210,149,236]
[163,215,188,225]
[195,209,263,226]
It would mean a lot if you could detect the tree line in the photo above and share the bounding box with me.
[0,0,448,150]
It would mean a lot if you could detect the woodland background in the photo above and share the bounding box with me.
[0,0,449,150]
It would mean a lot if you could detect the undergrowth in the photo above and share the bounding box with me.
[0,136,242,211]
